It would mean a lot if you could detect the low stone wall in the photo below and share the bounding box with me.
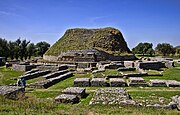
[37,65,68,72]
[20,70,51,80]
[91,78,108,87]
[149,80,167,87]
[28,72,73,88]
[128,77,148,87]
[74,78,90,87]
[135,61,165,70]
[0,86,25,100]
[43,70,68,79]
[62,87,86,98]
[109,78,127,87]
[24,69,39,74]
[55,94,79,104]
[89,88,135,105]
[12,64,36,71]
[43,55,58,61]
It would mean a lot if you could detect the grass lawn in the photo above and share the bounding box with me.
[0,66,23,85]
[0,66,180,114]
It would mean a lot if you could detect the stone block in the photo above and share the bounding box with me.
[149,80,167,87]
[89,88,135,105]
[74,78,90,87]
[128,77,148,87]
[165,80,180,87]
[43,70,68,79]
[0,86,25,100]
[91,78,107,87]
[62,87,86,98]
[109,78,127,87]
[55,94,79,104]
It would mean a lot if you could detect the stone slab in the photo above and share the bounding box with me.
[62,87,86,98]
[55,94,79,104]
[74,78,90,87]
[89,88,135,105]
[149,80,167,87]
[109,78,127,87]
[91,78,107,87]
[0,86,25,100]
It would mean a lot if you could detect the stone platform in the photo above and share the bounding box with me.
[0,86,25,100]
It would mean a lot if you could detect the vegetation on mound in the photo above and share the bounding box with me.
[45,27,131,56]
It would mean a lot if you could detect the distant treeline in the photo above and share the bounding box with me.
[0,38,50,60]
[132,42,180,57]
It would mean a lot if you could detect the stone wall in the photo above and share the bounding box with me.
[12,64,36,71]
[43,55,58,61]
[0,86,25,100]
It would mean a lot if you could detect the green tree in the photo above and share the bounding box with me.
[14,38,21,60]
[19,39,30,60]
[36,41,50,57]
[8,41,16,60]
[132,42,153,55]
[155,43,174,56]
[27,43,35,59]
[0,38,9,60]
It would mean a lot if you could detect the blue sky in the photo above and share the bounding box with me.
[0,0,180,49]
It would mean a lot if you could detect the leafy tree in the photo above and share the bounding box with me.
[36,41,50,57]
[27,43,35,59]
[8,41,16,60]
[132,42,153,56]
[0,38,9,60]
[19,39,30,60]
[155,43,174,56]
[14,38,21,60]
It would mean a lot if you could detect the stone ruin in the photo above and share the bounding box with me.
[149,80,167,87]
[91,78,108,87]
[0,86,25,100]
[128,77,148,87]
[55,87,86,104]
[89,88,135,105]
[74,78,90,87]
[109,78,127,87]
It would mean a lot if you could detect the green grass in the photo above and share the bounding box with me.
[1,67,180,114]
[0,66,23,85]
[143,68,180,81]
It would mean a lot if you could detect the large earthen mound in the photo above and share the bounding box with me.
[45,27,131,56]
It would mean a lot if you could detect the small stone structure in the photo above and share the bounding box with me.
[37,64,68,72]
[165,80,180,87]
[28,72,73,88]
[89,88,135,105]
[43,70,68,79]
[128,77,148,87]
[74,78,90,87]
[109,78,127,87]
[24,69,39,75]
[20,70,51,80]
[91,78,107,87]
[62,87,86,98]
[149,80,167,87]
[55,94,79,104]
[12,64,36,71]
[104,63,123,69]
[124,61,134,68]
[0,86,25,100]
[117,67,136,71]
[135,61,165,70]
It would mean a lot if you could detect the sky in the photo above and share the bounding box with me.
[0,0,180,49]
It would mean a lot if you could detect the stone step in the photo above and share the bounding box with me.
[43,70,69,79]
[19,70,51,80]
[55,94,79,104]
[27,72,73,88]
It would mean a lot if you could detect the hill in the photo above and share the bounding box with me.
[45,27,131,56]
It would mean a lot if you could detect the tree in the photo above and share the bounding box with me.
[0,38,9,60]
[132,42,153,56]
[36,41,50,57]
[19,39,30,60]
[8,41,16,60]
[155,43,174,56]
[146,48,155,57]
[27,43,35,59]
[14,38,21,60]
